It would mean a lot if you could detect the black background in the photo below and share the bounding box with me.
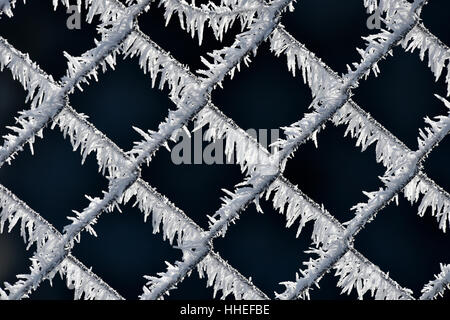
[0,0,449,300]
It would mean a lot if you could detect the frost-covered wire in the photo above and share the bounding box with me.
[0,184,124,300]
[0,0,19,17]
[0,3,267,301]
[88,0,404,301]
[420,263,450,300]
[268,0,446,299]
[119,0,450,300]
[0,0,449,301]
[363,0,450,96]
[2,85,265,300]
[179,96,417,299]
[0,0,149,167]
[77,0,442,300]
[270,27,450,233]
[138,78,413,301]
[401,24,450,96]
[1,0,289,299]
[57,104,267,300]
[277,96,450,299]
[156,0,263,44]
[271,178,414,300]
[189,103,415,299]
[145,0,449,99]
[0,0,157,299]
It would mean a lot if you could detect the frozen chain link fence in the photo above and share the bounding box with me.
[0,0,449,300]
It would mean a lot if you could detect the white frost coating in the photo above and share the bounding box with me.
[54,107,130,177]
[0,0,449,301]
[417,95,450,152]
[267,178,413,300]
[59,258,122,300]
[136,0,447,95]
[0,0,268,300]
[136,0,300,299]
[128,0,297,160]
[153,0,446,98]
[334,251,412,300]
[122,30,194,103]
[118,0,440,300]
[156,0,262,44]
[0,0,20,17]
[150,87,411,300]
[404,174,450,232]
[53,105,264,300]
[0,0,272,300]
[3,175,137,300]
[1,0,157,299]
[363,0,418,31]
[278,248,412,300]
[119,12,334,298]
[270,12,422,166]
[270,19,450,233]
[272,0,445,299]
[132,178,269,300]
[338,101,450,232]
[334,101,450,232]
[270,26,340,98]
[127,0,408,301]
[420,264,450,300]
[141,247,269,300]
[402,25,450,96]
[55,106,202,247]
[271,0,424,166]
[0,0,147,167]
[152,0,450,235]
[0,185,123,300]
[0,186,55,252]
[363,0,450,96]
[195,105,275,175]
[0,37,57,109]
[197,252,268,300]
[196,104,406,299]
[277,94,450,300]
[61,0,297,299]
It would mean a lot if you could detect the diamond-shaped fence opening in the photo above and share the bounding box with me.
[212,42,312,131]
[283,123,386,224]
[280,0,375,75]
[354,197,450,295]
[141,131,245,230]
[353,47,449,150]
[0,0,99,79]
[0,128,109,231]
[71,202,183,299]
[0,0,449,301]
[213,198,315,295]
[137,1,246,72]
[70,57,174,151]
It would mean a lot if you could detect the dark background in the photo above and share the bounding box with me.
[0,0,449,300]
